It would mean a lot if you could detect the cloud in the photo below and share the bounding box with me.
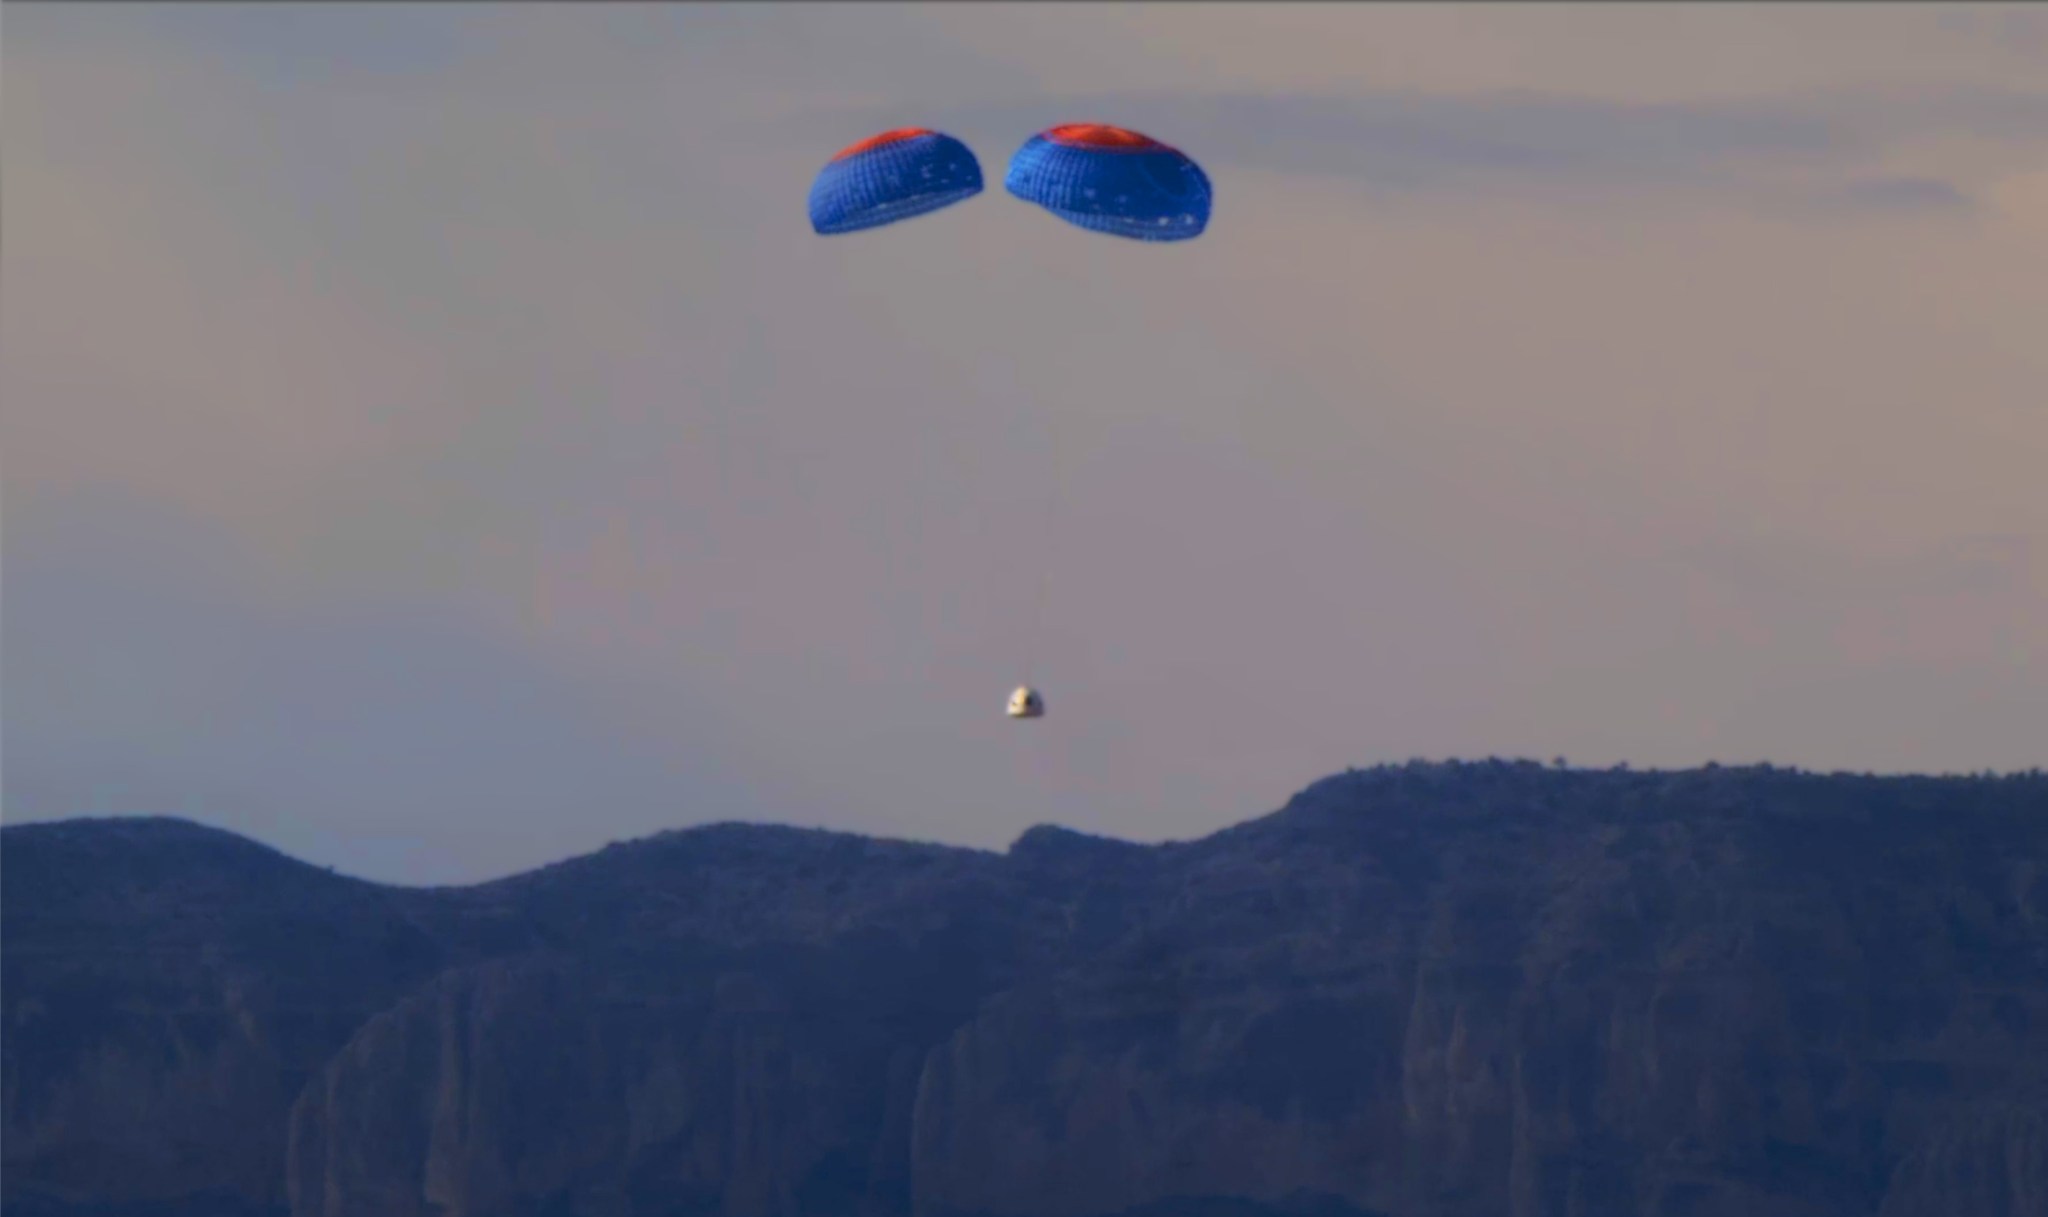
[768,82,2048,212]
[1811,175,1975,215]
[914,4,2048,102]
[782,90,1836,195]
[1936,7,2048,56]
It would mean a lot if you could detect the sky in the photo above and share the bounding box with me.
[5,3,2046,884]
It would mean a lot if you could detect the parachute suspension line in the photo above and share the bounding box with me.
[1021,369,1077,689]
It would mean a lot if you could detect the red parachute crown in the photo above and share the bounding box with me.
[830,127,937,161]
[1043,124,1171,153]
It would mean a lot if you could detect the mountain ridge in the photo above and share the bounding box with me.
[11,757,2041,890]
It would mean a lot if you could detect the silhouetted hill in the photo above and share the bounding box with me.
[6,762,2047,1217]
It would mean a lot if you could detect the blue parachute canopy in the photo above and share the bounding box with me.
[1005,124,1211,242]
[808,128,984,236]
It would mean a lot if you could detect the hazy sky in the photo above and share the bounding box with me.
[6,4,2045,883]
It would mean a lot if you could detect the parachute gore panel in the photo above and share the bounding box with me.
[1004,123,1211,242]
[809,127,984,235]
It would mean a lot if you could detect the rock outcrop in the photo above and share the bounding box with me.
[6,763,2047,1217]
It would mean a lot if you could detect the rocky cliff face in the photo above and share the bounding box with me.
[6,764,2047,1217]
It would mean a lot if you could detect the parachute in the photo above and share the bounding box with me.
[1004,124,1211,242]
[801,121,1214,719]
[808,128,984,236]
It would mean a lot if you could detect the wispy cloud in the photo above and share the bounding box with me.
[1936,7,2048,56]
[781,82,2048,209]
[784,90,1834,191]
[1811,175,1976,215]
